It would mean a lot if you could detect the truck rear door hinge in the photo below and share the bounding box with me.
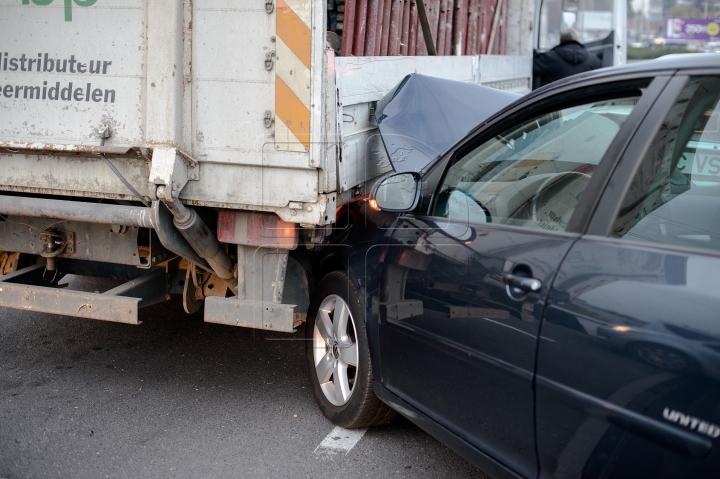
[265,52,275,71]
[264,111,275,128]
[266,0,274,13]
[149,147,200,201]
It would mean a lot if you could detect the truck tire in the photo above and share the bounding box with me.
[305,271,396,428]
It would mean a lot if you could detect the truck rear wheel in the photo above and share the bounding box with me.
[305,271,395,428]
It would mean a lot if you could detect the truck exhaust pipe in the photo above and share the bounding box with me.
[156,186,238,294]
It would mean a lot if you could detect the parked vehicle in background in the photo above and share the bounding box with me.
[305,54,720,479]
[702,42,720,53]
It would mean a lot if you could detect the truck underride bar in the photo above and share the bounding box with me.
[0,195,153,228]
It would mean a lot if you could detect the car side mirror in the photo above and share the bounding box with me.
[370,172,421,212]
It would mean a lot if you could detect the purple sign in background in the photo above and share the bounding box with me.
[665,18,720,40]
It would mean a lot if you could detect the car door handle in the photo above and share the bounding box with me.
[502,274,542,293]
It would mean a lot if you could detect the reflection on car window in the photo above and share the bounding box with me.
[434,98,639,231]
[614,77,720,252]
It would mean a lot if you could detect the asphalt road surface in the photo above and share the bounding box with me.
[0,277,488,479]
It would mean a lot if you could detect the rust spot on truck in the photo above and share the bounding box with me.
[182,0,193,96]
[0,142,151,160]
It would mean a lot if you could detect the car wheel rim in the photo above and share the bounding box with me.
[637,347,687,371]
[313,294,359,406]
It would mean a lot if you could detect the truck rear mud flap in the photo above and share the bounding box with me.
[0,264,169,324]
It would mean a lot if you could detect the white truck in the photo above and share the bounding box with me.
[0,0,530,331]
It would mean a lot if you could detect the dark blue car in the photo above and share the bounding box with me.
[301,54,720,479]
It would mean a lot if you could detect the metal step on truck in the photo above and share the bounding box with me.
[0,0,530,333]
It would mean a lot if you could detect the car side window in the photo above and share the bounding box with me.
[613,77,720,252]
[433,97,639,231]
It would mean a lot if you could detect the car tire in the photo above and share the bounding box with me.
[630,342,699,374]
[305,271,396,428]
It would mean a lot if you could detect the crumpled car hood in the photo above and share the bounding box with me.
[375,74,520,173]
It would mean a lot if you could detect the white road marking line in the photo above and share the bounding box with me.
[314,426,367,456]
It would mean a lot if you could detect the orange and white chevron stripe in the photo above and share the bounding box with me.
[275,0,311,152]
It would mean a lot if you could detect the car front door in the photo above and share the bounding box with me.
[536,73,720,478]
[379,77,659,478]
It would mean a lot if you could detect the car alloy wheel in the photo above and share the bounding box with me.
[312,294,359,406]
[638,346,687,371]
[635,345,692,372]
[305,271,396,428]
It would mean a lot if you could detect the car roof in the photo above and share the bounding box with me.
[523,53,720,104]
[607,53,720,74]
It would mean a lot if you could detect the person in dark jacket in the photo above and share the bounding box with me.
[533,28,602,88]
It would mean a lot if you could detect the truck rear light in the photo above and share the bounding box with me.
[217,211,297,250]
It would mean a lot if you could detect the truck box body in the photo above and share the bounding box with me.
[0,0,530,219]
[0,0,531,329]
